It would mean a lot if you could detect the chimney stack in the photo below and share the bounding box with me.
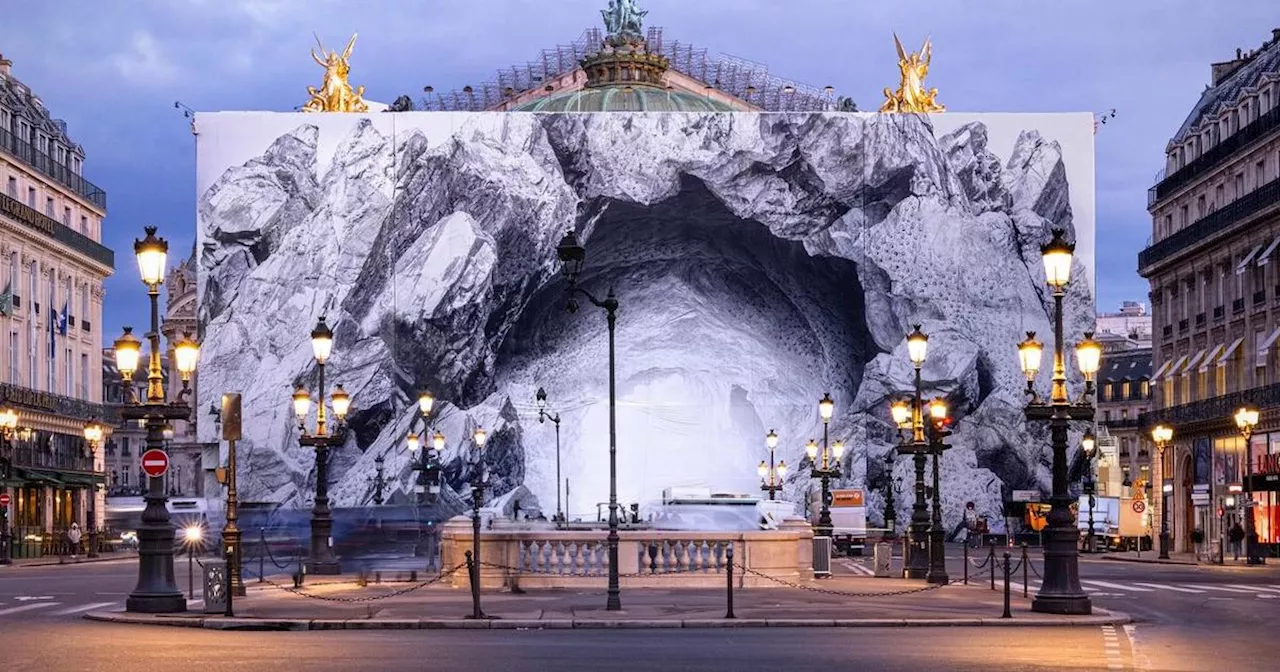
[0,53,11,77]
[1273,28,1280,44]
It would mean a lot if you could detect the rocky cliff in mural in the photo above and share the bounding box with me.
[195,111,1094,534]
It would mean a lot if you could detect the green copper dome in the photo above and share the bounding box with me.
[514,86,739,113]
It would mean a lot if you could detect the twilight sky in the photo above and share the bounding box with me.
[0,0,1275,342]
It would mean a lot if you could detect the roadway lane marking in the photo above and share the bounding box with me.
[1100,625,1124,670]
[1230,584,1280,593]
[52,602,116,616]
[1133,582,1204,593]
[0,602,60,617]
[1185,584,1257,594]
[1083,580,1153,592]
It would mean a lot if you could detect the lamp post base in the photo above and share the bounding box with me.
[1158,531,1170,559]
[304,560,341,575]
[926,527,948,584]
[904,522,929,579]
[1031,592,1092,615]
[1032,514,1091,616]
[126,593,187,614]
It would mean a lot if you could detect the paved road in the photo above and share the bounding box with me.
[0,551,1277,671]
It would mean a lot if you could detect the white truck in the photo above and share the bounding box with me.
[811,489,867,555]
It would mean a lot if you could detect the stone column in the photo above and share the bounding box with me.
[42,486,54,532]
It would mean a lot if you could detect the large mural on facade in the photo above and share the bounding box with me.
[194,111,1095,532]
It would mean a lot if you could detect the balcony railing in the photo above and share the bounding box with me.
[1233,297,1246,314]
[1195,312,1206,328]
[1213,305,1225,321]
[1256,290,1268,306]
[1139,176,1280,271]
[1178,319,1189,333]
[1162,325,1173,339]
[1143,381,1280,428]
[0,192,114,269]
[1148,104,1280,206]
[0,128,106,210]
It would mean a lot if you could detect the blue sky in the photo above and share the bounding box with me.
[1,0,1276,341]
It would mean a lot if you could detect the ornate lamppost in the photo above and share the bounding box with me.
[806,393,845,538]
[890,325,932,580]
[0,407,17,565]
[535,387,564,523]
[1016,229,1102,615]
[1151,424,1173,559]
[555,229,622,611]
[1081,431,1097,553]
[759,429,788,501]
[83,419,106,558]
[408,393,444,505]
[371,456,387,506]
[1234,407,1264,565]
[467,425,489,620]
[114,226,201,613]
[925,396,951,585]
[291,317,351,576]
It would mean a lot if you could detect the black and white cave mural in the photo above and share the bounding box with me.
[195,111,1095,533]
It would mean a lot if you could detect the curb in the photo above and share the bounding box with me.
[0,554,138,569]
[1097,555,1199,567]
[84,611,1131,630]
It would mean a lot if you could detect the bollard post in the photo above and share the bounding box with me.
[725,544,736,619]
[1001,551,1012,619]
[963,541,969,585]
[224,543,235,618]
[466,550,484,620]
[988,545,995,590]
[1021,543,1029,598]
[258,544,265,583]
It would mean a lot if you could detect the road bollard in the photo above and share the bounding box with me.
[988,545,996,590]
[963,542,969,585]
[725,544,736,619]
[258,545,265,584]
[1002,551,1012,619]
[1021,543,1029,598]
[225,542,236,618]
[466,550,484,620]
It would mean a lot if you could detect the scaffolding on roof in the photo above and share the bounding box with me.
[419,26,835,112]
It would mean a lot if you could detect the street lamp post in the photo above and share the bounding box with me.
[467,426,488,620]
[408,393,445,506]
[83,419,106,558]
[1016,229,1101,615]
[890,326,932,580]
[1151,424,1173,559]
[115,226,201,614]
[372,456,386,506]
[758,430,788,501]
[535,387,564,523]
[1234,407,1264,565]
[925,397,951,585]
[882,446,898,541]
[555,229,622,611]
[0,407,18,565]
[292,317,351,576]
[1081,432,1097,554]
[807,394,845,539]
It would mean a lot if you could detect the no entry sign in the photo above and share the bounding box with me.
[141,449,170,478]
[1131,500,1147,514]
[0,493,10,507]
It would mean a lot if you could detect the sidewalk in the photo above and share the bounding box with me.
[1,551,137,568]
[86,571,1130,631]
[1098,550,1278,568]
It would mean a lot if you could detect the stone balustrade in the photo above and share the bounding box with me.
[439,516,814,589]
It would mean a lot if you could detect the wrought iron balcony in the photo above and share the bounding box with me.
[1139,176,1280,272]
[1255,290,1267,306]
[1143,381,1280,429]
[0,128,106,210]
[1162,324,1173,339]
[1148,104,1280,207]
[1178,319,1189,333]
[1213,305,1225,321]
[0,191,114,269]
[0,381,116,424]
[1195,312,1207,328]
[1233,298,1246,314]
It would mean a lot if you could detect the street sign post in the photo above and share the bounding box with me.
[0,493,10,507]
[141,449,170,478]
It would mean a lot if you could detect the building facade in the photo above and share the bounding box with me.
[1097,301,1153,351]
[1139,29,1280,559]
[0,53,114,556]
[159,250,207,498]
[1096,348,1154,505]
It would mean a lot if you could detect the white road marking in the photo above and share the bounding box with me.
[1185,584,1257,594]
[13,595,56,602]
[1230,583,1280,593]
[1100,625,1125,670]
[0,602,60,617]
[1133,582,1204,593]
[52,602,116,616]
[1084,579,1153,592]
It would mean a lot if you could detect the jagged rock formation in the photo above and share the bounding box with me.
[196,112,1094,534]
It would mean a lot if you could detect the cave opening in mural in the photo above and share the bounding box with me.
[195,111,1095,537]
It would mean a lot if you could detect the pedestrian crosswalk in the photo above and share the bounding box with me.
[838,559,876,576]
[0,598,202,618]
[1005,579,1280,599]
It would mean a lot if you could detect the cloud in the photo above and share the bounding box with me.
[110,30,179,86]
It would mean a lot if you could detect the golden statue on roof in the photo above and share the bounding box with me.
[302,33,369,113]
[879,34,945,114]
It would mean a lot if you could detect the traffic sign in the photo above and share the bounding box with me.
[1131,500,1146,514]
[141,449,170,478]
[0,493,10,507]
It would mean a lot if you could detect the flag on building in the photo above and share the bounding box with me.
[0,280,11,316]
[58,300,68,335]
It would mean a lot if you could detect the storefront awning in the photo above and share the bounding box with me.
[1165,355,1189,380]
[1258,327,1280,368]
[1151,357,1174,382]
[1200,343,1225,372]
[1258,237,1280,266]
[18,468,64,485]
[59,473,100,487]
[1182,349,1207,375]
[1219,338,1245,366]
[1237,243,1265,274]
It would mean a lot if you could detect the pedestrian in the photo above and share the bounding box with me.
[1229,522,1245,561]
[67,522,82,560]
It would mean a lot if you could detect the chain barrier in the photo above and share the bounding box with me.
[967,551,993,569]
[255,562,467,603]
[1027,557,1043,579]
[258,532,301,570]
[478,560,721,580]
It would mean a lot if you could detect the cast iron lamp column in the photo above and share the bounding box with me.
[535,387,564,523]
[467,426,489,619]
[807,394,845,538]
[1234,407,1264,565]
[408,393,445,505]
[1151,424,1173,559]
[555,230,622,612]
[0,407,18,564]
[1016,229,1102,615]
[925,397,951,585]
[759,430,789,501]
[1081,432,1097,553]
[292,317,352,576]
[82,420,106,558]
[892,326,932,580]
[116,226,201,613]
